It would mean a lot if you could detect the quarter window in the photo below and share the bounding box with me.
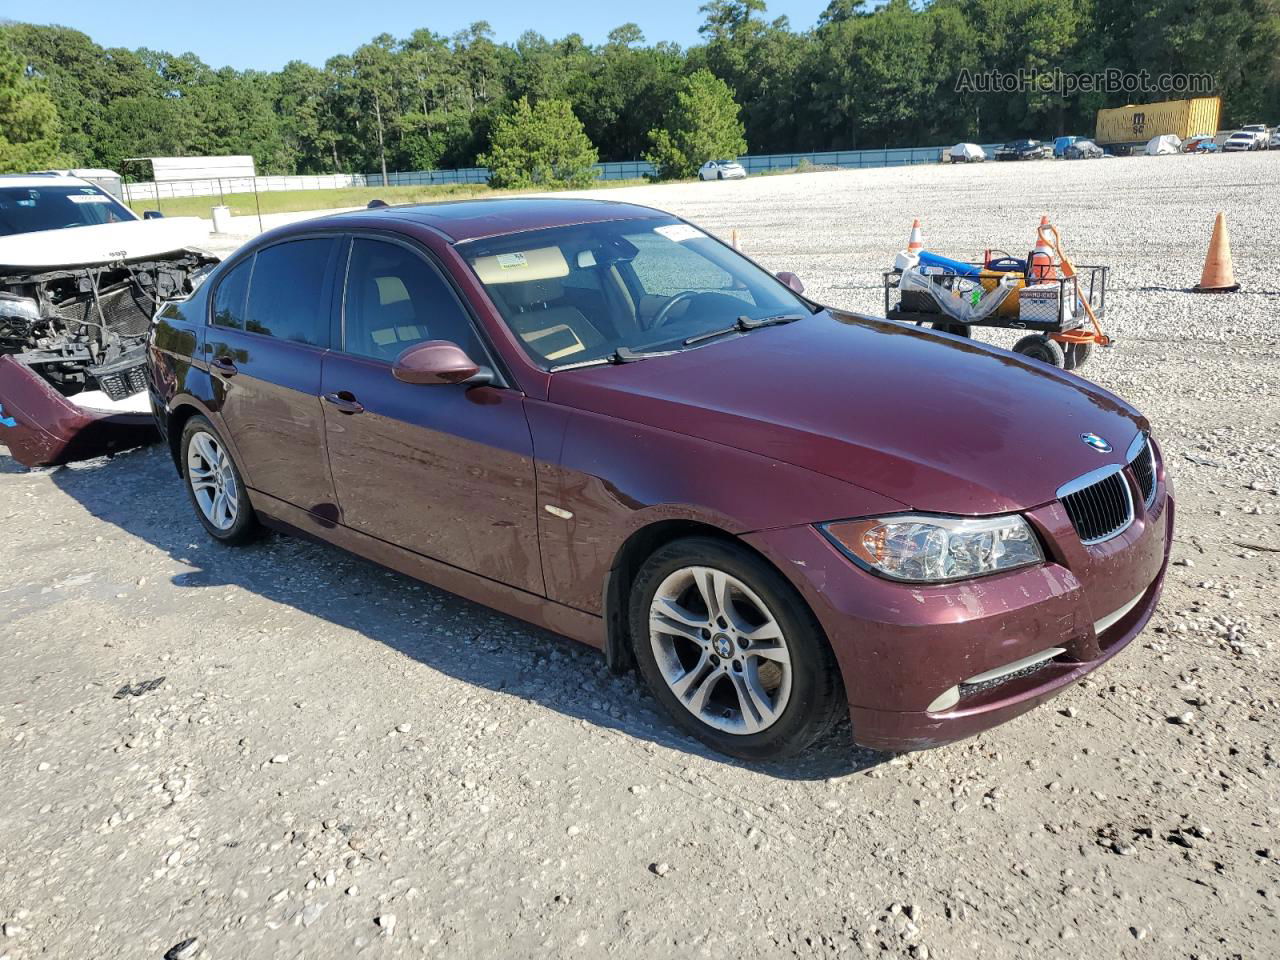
[244,238,334,345]
[211,258,251,329]
[342,238,483,363]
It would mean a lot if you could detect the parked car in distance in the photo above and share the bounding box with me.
[1223,131,1260,152]
[699,160,746,181]
[1240,124,1270,149]
[1270,127,1280,150]
[1053,136,1083,158]
[996,139,1051,160]
[1182,135,1219,154]
[1144,134,1181,156]
[148,197,1172,760]
[949,143,986,163]
[1063,139,1104,159]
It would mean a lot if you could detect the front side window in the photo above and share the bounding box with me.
[244,238,334,345]
[460,219,813,368]
[342,238,483,363]
[0,184,135,236]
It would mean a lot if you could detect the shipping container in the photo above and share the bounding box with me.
[1095,97,1221,146]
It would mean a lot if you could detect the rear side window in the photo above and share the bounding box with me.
[212,258,251,329]
[342,238,484,362]
[244,238,334,345]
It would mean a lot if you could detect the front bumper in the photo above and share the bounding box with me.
[0,355,155,468]
[743,465,1173,752]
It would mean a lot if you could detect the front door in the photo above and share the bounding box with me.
[320,236,542,594]
[204,236,339,515]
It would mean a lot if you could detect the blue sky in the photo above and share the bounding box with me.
[24,0,833,71]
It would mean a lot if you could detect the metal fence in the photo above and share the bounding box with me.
[122,142,1008,205]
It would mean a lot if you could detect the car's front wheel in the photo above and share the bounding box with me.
[180,415,259,545]
[629,537,844,760]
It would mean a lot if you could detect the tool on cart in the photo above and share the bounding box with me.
[882,216,1112,371]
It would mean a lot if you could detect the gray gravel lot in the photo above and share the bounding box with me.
[2,155,1279,960]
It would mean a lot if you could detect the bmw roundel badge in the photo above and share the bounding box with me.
[1080,432,1112,453]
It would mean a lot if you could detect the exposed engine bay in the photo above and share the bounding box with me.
[0,251,217,402]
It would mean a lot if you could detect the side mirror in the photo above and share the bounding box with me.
[392,340,486,385]
[143,210,165,220]
[776,271,805,295]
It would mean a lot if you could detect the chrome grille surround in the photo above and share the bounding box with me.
[1057,463,1135,545]
[1126,432,1157,509]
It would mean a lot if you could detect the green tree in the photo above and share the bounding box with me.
[0,42,62,171]
[478,96,598,188]
[644,69,745,179]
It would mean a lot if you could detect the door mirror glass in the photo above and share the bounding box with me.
[776,271,804,294]
[392,340,482,385]
[142,210,165,219]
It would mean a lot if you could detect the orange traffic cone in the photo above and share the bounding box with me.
[906,218,924,255]
[1193,212,1239,293]
[894,219,925,270]
[1028,215,1057,281]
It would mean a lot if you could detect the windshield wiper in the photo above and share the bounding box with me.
[548,345,678,372]
[682,313,805,346]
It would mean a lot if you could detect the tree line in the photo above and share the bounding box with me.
[2,0,1278,179]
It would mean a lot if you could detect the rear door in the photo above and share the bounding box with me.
[320,234,542,593]
[204,236,340,516]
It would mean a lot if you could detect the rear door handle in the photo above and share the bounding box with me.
[323,392,365,415]
[210,356,238,377]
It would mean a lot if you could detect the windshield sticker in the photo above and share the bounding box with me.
[496,252,528,269]
[655,224,705,243]
[67,194,113,204]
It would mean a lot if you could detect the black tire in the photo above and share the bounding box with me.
[628,536,844,760]
[1062,340,1093,371]
[179,415,259,545]
[931,321,971,338]
[1012,334,1066,367]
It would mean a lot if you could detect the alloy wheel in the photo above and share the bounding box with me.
[187,431,239,531]
[648,566,793,734]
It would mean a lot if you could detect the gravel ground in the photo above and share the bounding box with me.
[3,155,1279,960]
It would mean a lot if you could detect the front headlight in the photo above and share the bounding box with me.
[819,513,1044,583]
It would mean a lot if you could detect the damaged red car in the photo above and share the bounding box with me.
[147,198,1172,759]
[0,172,217,467]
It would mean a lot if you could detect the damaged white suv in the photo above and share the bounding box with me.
[0,172,218,467]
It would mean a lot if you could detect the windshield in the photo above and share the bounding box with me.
[0,184,137,237]
[460,218,815,368]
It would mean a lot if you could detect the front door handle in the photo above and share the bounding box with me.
[210,356,238,377]
[323,392,365,415]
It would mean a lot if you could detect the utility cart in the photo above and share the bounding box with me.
[882,261,1110,370]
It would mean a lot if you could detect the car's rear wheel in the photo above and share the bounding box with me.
[629,537,844,760]
[181,415,258,545]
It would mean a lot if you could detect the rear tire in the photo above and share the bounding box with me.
[629,537,844,760]
[180,415,259,545]
[1013,334,1065,367]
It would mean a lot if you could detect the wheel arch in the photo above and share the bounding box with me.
[601,518,819,677]
[165,401,207,475]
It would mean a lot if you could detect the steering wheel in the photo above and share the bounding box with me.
[651,291,701,328]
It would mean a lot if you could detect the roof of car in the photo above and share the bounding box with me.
[324,196,672,243]
[0,172,95,189]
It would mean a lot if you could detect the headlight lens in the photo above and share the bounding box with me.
[819,513,1044,583]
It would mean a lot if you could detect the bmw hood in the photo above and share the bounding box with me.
[549,312,1149,516]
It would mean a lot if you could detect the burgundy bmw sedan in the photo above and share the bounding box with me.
[147,197,1172,759]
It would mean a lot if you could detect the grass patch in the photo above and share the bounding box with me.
[128,179,648,219]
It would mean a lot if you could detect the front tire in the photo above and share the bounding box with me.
[629,537,844,760]
[180,415,259,545]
